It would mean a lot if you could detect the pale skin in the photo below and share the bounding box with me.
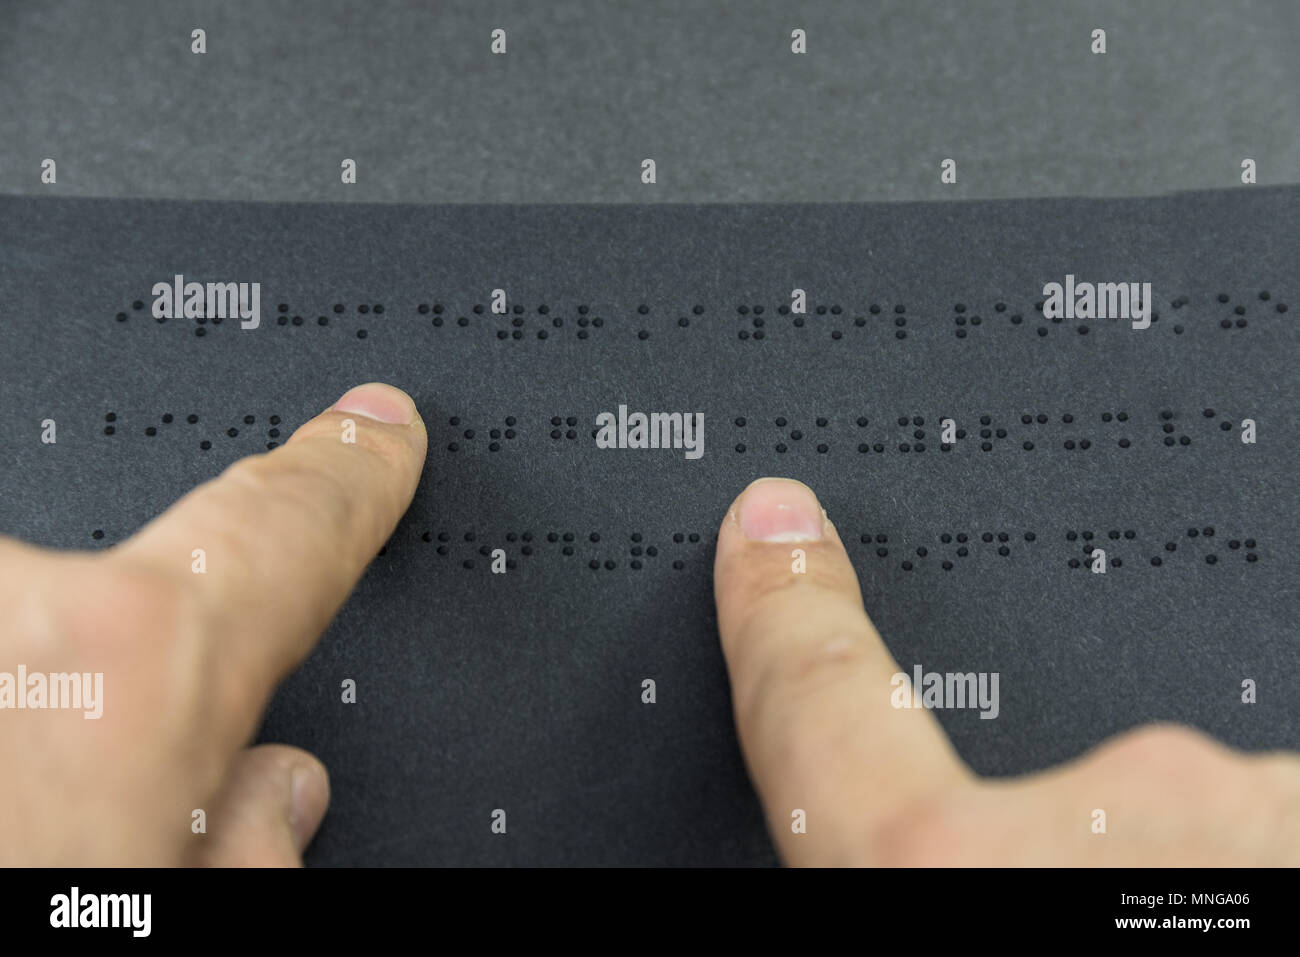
[1,383,1297,865]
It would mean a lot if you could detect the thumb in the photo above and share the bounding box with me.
[192,744,330,867]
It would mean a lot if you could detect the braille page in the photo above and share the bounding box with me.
[0,189,1295,865]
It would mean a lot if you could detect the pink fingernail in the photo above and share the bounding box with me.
[738,478,825,542]
[331,383,417,425]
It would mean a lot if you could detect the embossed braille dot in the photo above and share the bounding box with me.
[1037,327,1047,337]
[873,442,884,452]
[1246,553,1258,562]
[855,316,865,327]
[1166,542,1176,551]
[971,316,981,325]
[1079,439,1091,449]
[858,443,869,452]
[1023,441,1033,450]
[957,547,969,557]
[791,430,803,440]
[1179,436,1190,445]
[942,561,953,570]
[672,560,684,570]
[817,443,828,453]
[1082,531,1094,540]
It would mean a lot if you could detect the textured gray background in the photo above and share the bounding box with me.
[1,0,1298,204]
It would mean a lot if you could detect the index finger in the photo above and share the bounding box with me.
[114,382,427,745]
[713,478,972,865]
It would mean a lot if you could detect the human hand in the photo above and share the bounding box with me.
[713,478,1300,865]
[0,383,426,866]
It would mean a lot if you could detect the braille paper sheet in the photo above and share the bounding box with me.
[0,189,1296,865]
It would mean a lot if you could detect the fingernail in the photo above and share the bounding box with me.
[738,478,826,542]
[332,382,418,425]
[289,763,326,851]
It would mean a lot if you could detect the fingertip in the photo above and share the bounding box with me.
[331,382,423,428]
[722,477,830,544]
